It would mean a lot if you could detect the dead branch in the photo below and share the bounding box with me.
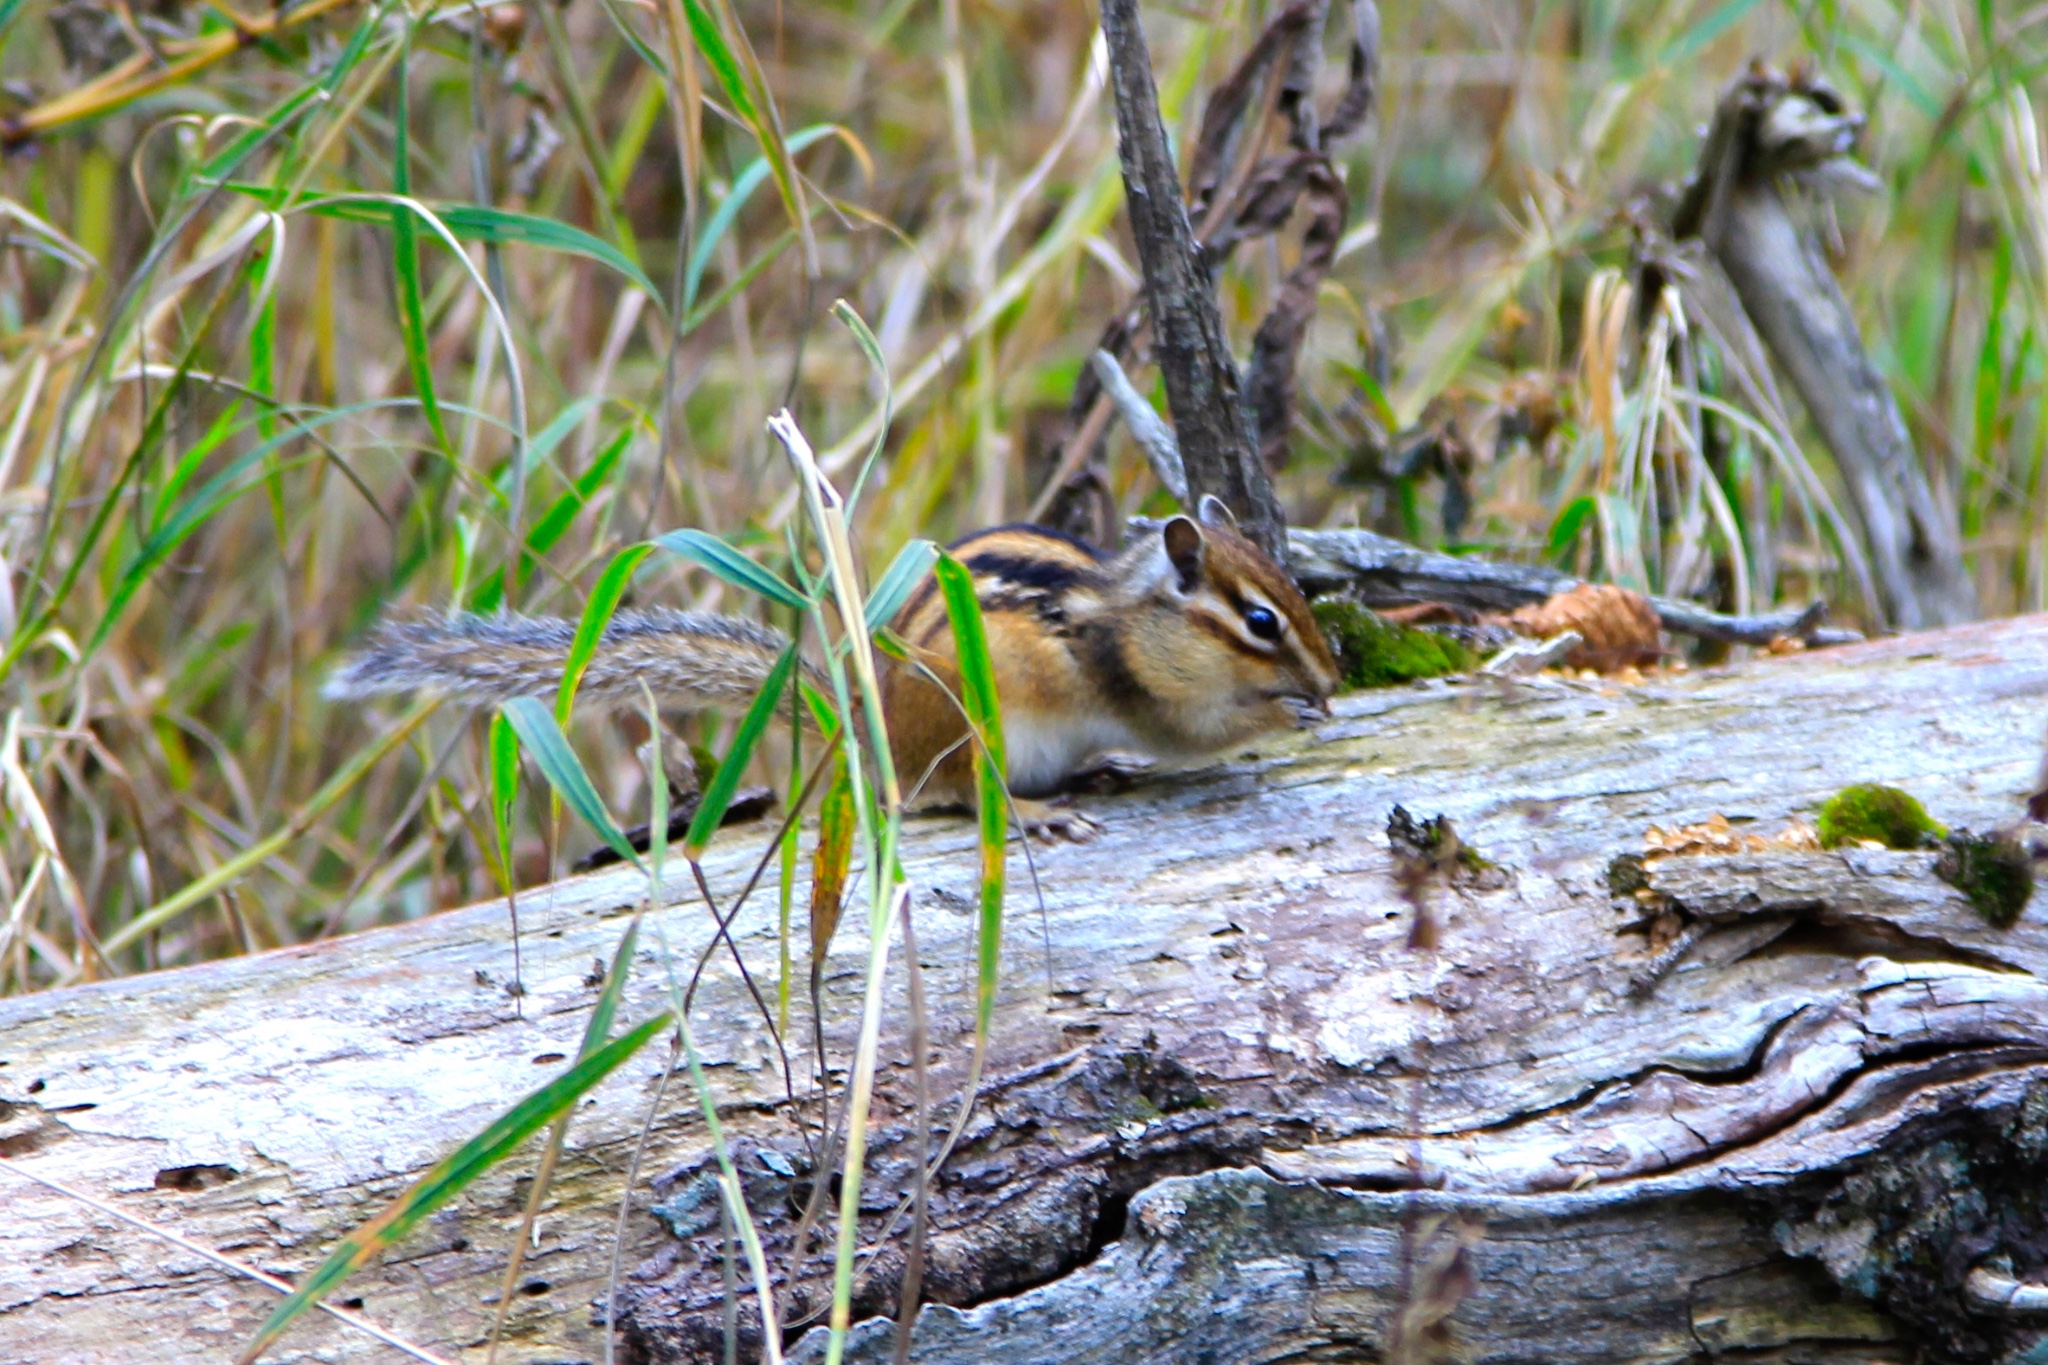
[1289,524,1857,647]
[1042,0,1378,545]
[1097,0,1284,553]
[1673,62,1975,630]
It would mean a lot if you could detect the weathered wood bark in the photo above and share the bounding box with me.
[1096,0,1285,555]
[1675,64,1975,630]
[2,616,2044,1364]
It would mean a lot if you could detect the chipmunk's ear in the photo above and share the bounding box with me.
[1162,515,1206,592]
[1196,494,1238,530]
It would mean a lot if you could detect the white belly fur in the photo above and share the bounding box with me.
[1001,708,1148,796]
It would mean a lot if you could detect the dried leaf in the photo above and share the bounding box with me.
[1503,583,1662,672]
[1641,813,1822,863]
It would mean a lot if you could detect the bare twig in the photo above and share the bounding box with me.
[1481,631,1584,676]
[1088,350,1185,500]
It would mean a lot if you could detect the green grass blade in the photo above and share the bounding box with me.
[1334,360,1397,435]
[248,256,279,442]
[235,1011,670,1365]
[497,396,604,501]
[489,712,519,890]
[389,205,446,445]
[800,679,839,736]
[862,538,936,627]
[654,528,810,610]
[88,401,393,659]
[677,0,814,275]
[249,188,662,300]
[501,697,641,870]
[1547,494,1595,567]
[521,426,634,579]
[582,913,645,1055]
[598,0,675,82]
[932,554,1004,771]
[434,204,659,300]
[683,644,798,858]
[390,32,448,454]
[677,225,800,336]
[559,543,656,724]
[605,69,667,202]
[833,299,894,509]
[676,0,757,123]
[191,50,351,193]
[1656,0,1764,65]
[932,552,1006,1034]
[1838,34,1943,118]
[148,401,246,529]
[684,123,844,312]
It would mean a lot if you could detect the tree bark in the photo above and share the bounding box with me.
[1096,0,1286,555]
[1,616,2043,1364]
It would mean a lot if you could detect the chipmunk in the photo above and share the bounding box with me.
[328,495,1339,838]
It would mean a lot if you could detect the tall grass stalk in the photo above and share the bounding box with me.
[770,408,905,1361]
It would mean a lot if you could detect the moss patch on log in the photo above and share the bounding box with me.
[1311,598,1475,689]
[1816,784,1946,850]
[1812,784,2029,928]
[1936,833,2034,930]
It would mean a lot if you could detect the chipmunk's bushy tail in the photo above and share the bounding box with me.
[326,607,797,712]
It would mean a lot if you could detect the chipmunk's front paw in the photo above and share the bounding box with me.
[1011,797,1101,844]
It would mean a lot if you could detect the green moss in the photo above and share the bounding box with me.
[1816,783,1946,850]
[1605,852,1650,900]
[1311,598,1475,690]
[1936,833,2035,930]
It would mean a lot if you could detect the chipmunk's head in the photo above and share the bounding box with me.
[1115,495,1339,755]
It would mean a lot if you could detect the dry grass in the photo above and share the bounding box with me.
[0,0,2042,987]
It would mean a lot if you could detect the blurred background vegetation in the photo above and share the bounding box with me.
[0,0,2040,990]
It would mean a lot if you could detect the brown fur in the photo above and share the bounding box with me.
[883,508,1337,803]
[332,508,1338,815]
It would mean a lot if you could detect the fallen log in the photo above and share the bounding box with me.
[1,615,2043,1364]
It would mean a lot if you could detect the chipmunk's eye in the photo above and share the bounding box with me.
[1244,606,1282,641]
